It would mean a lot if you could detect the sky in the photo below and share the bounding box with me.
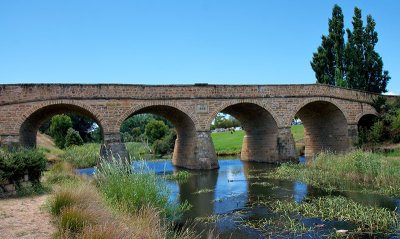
[0,0,399,94]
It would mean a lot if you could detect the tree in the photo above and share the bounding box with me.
[312,5,390,93]
[311,4,345,87]
[49,114,72,148]
[64,128,84,147]
[144,120,169,144]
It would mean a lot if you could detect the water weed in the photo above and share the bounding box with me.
[164,170,192,183]
[271,196,399,233]
[268,150,400,196]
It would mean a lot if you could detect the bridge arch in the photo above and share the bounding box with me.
[19,101,103,148]
[119,103,203,168]
[293,99,349,157]
[355,106,378,130]
[208,101,279,162]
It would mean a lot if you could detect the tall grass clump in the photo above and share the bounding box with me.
[269,150,400,196]
[45,161,77,185]
[95,157,189,220]
[61,143,100,168]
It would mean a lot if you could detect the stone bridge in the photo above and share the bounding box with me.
[0,84,381,169]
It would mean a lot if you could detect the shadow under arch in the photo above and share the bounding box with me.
[295,100,349,157]
[19,103,103,148]
[358,114,378,130]
[120,105,217,169]
[215,103,279,162]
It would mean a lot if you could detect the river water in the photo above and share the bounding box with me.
[78,158,400,238]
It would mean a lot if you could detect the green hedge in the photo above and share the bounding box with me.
[0,148,47,185]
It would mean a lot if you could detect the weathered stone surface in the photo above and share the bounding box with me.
[0,83,393,169]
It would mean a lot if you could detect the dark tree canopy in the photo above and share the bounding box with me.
[312,5,390,93]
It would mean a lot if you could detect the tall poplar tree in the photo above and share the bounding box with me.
[312,5,390,93]
[311,4,345,86]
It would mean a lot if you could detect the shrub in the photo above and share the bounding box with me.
[65,128,84,148]
[370,120,384,143]
[0,148,46,185]
[49,114,72,149]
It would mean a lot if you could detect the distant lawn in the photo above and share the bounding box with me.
[291,124,304,142]
[211,130,244,155]
[211,125,304,155]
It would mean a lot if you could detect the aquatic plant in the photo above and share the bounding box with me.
[271,196,399,233]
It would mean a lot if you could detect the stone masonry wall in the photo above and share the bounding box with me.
[0,84,386,169]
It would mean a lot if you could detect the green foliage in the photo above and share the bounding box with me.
[345,8,390,93]
[312,5,390,93]
[95,157,189,220]
[50,114,73,149]
[0,148,46,185]
[60,143,100,168]
[65,128,84,148]
[211,113,241,130]
[152,129,176,156]
[272,196,398,233]
[311,4,345,86]
[145,120,169,144]
[40,114,99,143]
[370,120,384,143]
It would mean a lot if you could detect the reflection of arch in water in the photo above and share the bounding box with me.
[294,100,349,157]
[178,170,219,219]
[119,104,208,169]
[19,102,103,148]
[208,102,279,162]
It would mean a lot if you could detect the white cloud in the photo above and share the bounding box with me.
[383,91,398,96]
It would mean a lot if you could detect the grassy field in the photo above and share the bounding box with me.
[211,125,304,155]
[291,124,304,142]
[211,130,244,155]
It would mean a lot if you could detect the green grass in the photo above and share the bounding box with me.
[95,157,190,220]
[291,124,304,142]
[125,142,151,159]
[211,130,244,155]
[60,143,100,168]
[268,150,400,196]
[211,126,304,155]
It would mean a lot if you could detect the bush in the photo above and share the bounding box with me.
[0,148,46,185]
[145,120,169,144]
[370,120,384,143]
[65,128,84,148]
[49,114,73,149]
[152,129,176,156]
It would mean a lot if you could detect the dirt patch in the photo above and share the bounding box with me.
[0,194,55,239]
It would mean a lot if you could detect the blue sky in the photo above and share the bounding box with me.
[0,1,398,94]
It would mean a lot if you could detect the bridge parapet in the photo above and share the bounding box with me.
[0,84,378,106]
